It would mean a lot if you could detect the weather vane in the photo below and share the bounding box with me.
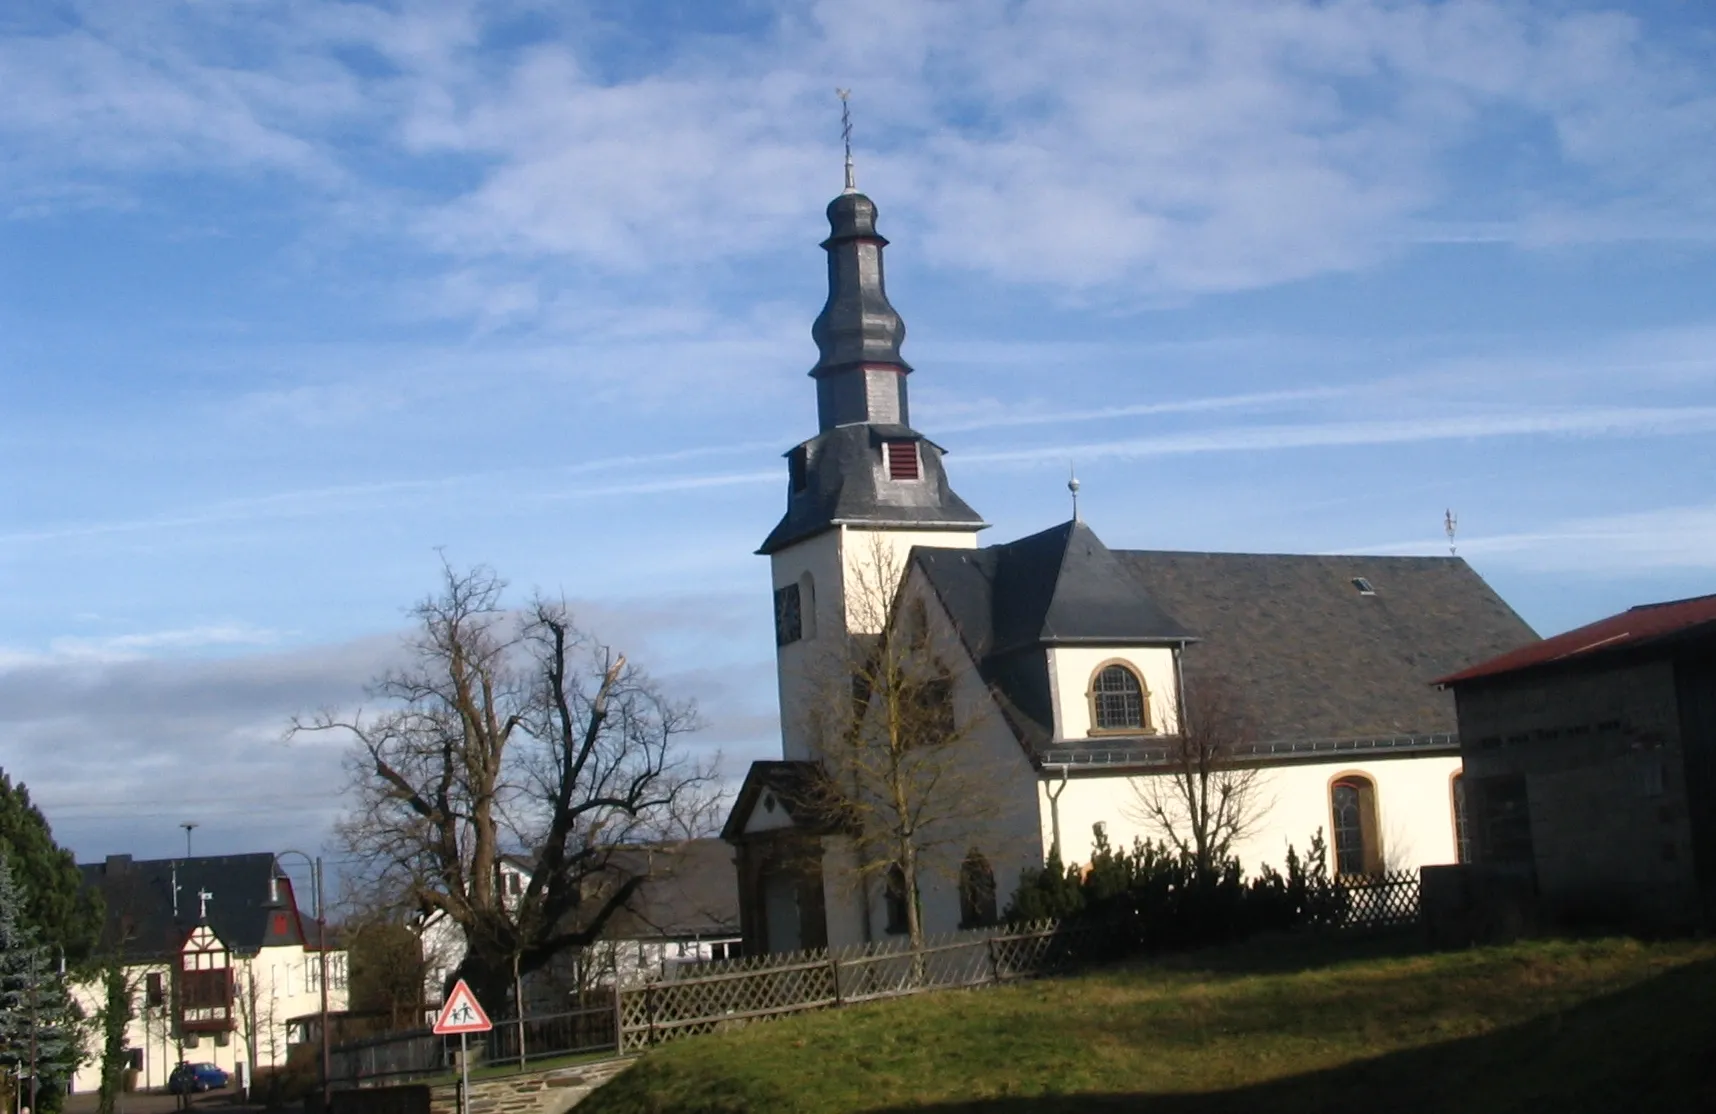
[837,88,856,193]
[1069,465,1082,522]
[1445,508,1458,556]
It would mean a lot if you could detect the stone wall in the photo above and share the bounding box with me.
[1456,656,1698,928]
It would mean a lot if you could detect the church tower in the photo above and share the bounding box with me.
[760,180,986,760]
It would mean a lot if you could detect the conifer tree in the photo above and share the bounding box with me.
[0,771,99,965]
[0,855,83,1113]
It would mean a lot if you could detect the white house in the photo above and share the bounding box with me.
[71,853,348,1094]
[721,180,1538,953]
[416,841,743,1011]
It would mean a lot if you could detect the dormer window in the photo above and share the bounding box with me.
[1089,663,1150,733]
[884,440,920,481]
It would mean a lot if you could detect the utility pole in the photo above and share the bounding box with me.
[275,851,333,1114]
[316,858,331,1114]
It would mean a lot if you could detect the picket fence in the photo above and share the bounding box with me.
[326,871,1420,1088]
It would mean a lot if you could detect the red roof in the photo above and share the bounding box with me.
[1436,593,1716,686]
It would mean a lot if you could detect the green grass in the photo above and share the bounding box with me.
[580,933,1716,1113]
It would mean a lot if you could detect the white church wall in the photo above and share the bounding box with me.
[1046,645,1180,740]
[772,526,982,762]
[839,526,980,636]
[1038,754,1464,881]
[820,836,870,950]
[833,569,1046,943]
[770,529,845,761]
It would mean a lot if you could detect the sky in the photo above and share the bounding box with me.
[1,0,1713,871]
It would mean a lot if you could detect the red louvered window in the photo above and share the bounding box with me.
[885,441,920,481]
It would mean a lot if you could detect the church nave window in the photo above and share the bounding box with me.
[1452,773,1471,865]
[1089,663,1149,733]
[958,850,998,929]
[883,864,913,935]
[1330,775,1382,876]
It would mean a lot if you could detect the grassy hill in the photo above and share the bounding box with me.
[581,934,1716,1113]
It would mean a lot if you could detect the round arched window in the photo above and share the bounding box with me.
[1091,665,1146,731]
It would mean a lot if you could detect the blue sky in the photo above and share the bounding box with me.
[2,0,1713,866]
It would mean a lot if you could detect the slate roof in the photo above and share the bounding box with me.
[80,853,309,960]
[1436,592,1716,687]
[758,424,986,554]
[720,760,843,840]
[1118,550,1536,744]
[598,839,741,941]
[911,522,1539,754]
[912,521,1195,748]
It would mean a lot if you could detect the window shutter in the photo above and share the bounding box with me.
[885,441,920,480]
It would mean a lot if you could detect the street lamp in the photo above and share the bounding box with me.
[275,852,331,1114]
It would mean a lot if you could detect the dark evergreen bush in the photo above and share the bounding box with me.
[1005,825,1340,954]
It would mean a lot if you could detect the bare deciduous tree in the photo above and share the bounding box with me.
[1128,673,1269,879]
[798,538,1003,952]
[293,562,720,1012]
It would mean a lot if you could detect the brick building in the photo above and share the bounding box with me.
[1438,593,1716,930]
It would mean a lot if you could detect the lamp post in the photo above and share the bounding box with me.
[276,852,331,1114]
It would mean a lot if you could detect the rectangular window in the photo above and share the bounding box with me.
[774,584,803,646]
[146,972,164,1007]
[1639,755,1665,798]
[1477,775,1534,863]
[884,441,920,481]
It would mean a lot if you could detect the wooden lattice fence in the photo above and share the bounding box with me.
[613,920,1096,1050]
[1326,870,1420,930]
[328,874,1420,1086]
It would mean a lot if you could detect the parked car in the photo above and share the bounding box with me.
[168,1062,230,1094]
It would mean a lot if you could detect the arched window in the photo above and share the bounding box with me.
[958,850,997,929]
[1330,775,1382,876]
[1452,773,1471,865]
[883,864,911,936]
[1090,664,1148,732]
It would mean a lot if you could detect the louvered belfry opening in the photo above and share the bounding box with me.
[885,440,919,481]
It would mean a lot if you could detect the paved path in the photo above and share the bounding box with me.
[66,1089,268,1114]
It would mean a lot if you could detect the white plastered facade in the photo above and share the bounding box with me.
[1040,754,1466,878]
[69,942,348,1094]
[767,527,1467,944]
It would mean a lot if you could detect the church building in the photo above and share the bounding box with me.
[720,174,1538,955]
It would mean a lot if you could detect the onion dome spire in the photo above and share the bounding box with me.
[809,94,909,431]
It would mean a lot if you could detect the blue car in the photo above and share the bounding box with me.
[168,1062,230,1094]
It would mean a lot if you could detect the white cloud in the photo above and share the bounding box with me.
[0,587,775,861]
[959,405,1716,468]
[3,1,1711,315]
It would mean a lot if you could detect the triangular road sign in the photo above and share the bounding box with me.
[432,979,494,1035]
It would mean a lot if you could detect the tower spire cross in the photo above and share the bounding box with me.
[837,88,856,193]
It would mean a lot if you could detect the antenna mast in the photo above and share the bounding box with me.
[836,88,856,193]
[1445,509,1458,556]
